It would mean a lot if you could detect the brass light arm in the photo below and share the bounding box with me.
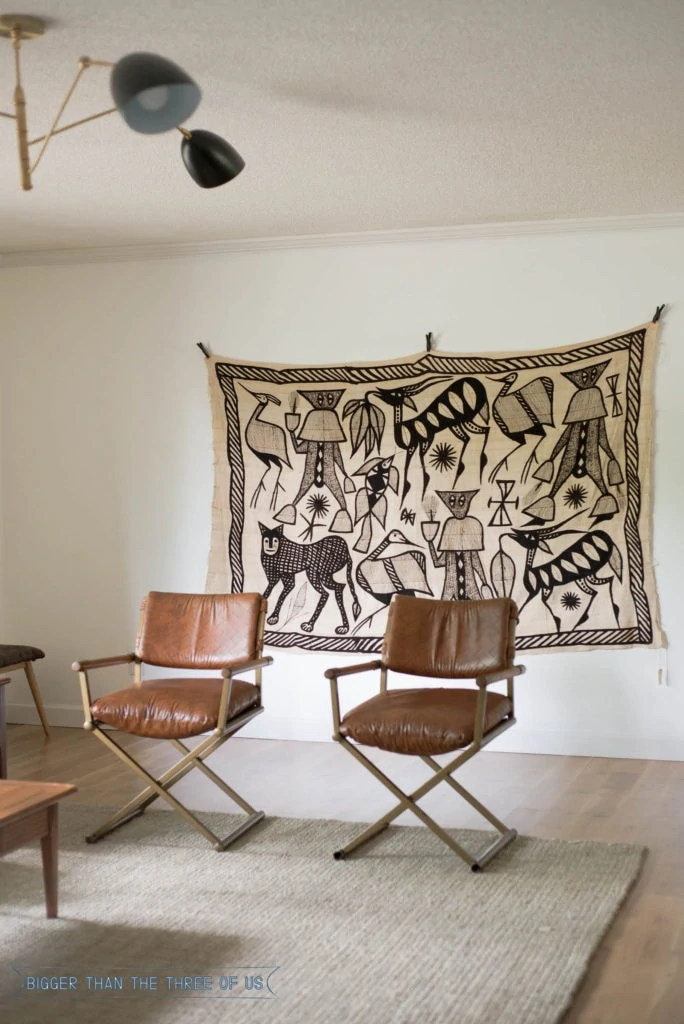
[29,63,86,175]
[0,110,16,119]
[29,56,115,176]
[11,26,30,189]
[28,107,117,146]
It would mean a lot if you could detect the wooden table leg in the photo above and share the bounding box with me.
[41,804,59,918]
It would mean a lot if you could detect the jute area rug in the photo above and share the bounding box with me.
[0,805,644,1024]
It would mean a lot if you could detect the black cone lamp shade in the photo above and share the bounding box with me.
[111,52,201,134]
[181,129,245,188]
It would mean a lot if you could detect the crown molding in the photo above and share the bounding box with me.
[3,212,684,269]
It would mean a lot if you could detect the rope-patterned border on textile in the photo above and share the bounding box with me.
[216,366,245,591]
[212,334,639,390]
[263,626,646,654]
[620,330,651,642]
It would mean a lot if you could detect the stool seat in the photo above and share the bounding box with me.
[0,645,45,668]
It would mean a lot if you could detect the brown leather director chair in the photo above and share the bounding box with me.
[326,595,525,872]
[73,592,272,849]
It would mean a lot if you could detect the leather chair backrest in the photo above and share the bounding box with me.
[382,596,517,678]
[136,592,265,670]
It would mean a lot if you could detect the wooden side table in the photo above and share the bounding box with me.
[0,677,9,779]
[0,780,77,917]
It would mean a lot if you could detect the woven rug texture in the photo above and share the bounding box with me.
[0,806,645,1024]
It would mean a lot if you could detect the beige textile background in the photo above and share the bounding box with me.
[207,322,663,655]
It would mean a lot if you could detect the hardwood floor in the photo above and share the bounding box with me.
[6,724,684,1024]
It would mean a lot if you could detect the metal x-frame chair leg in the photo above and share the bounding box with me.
[85,707,265,851]
[326,596,525,873]
[333,724,517,872]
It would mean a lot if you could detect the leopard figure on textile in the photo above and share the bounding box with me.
[259,523,361,634]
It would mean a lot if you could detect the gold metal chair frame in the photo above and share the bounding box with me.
[74,606,272,851]
[326,659,525,872]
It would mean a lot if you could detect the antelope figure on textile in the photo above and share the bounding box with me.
[371,376,490,502]
[487,373,555,483]
[497,522,623,632]
[241,387,292,509]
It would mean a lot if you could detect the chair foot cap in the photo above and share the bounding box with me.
[471,863,482,873]
[333,850,346,860]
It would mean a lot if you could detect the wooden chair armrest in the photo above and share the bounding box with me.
[325,660,383,680]
[221,656,273,677]
[476,665,526,687]
[72,653,137,672]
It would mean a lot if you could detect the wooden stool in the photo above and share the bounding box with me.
[0,646,50,737]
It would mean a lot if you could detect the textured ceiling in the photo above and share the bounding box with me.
[1,0,683,252]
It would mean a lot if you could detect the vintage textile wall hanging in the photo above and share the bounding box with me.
[206,321,663,654]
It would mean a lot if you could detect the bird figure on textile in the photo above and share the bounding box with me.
[352,455,400,554]
[352,529,432,633]
[487,373,555,483]
[241,387,292,509]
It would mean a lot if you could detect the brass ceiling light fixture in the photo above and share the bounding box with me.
[0,13,245,191]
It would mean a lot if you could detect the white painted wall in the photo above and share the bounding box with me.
[0,328,4,639]
[0,224,681,758]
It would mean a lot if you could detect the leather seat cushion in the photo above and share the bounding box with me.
[339,688,513,755]
[0,645,45,667]
[90,678,260,739]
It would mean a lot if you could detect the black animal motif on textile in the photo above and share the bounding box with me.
[208,323,663,654]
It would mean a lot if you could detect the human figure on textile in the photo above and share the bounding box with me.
[276,390,354,533]
[424,490,491,601]
[524,360,623,522]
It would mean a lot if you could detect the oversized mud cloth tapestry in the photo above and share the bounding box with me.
[206,321,663,654]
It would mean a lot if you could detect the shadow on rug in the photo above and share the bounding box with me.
[0,805,646,1024]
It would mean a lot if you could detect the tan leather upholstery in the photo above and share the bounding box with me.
[76,591,272,850]
[135,592,265,670]
[328,596,523,869]
[340,688,512,755]
[382,596,517,678]
[90,678,260,739]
